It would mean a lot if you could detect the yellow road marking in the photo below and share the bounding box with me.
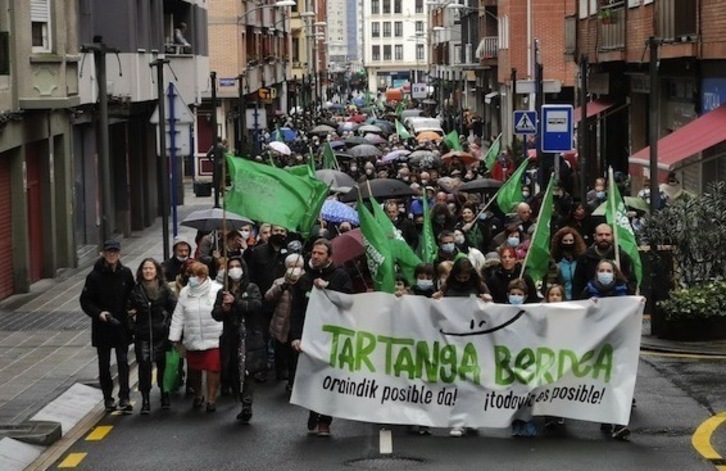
[85,425,113,441]
[692,412,726,467]
[641,351,726,360]
[58,452,87,468]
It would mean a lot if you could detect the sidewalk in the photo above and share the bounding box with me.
[0,183,212,428]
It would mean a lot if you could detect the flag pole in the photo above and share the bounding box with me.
[608,166,621,269]
[519,172,552,279]
[221,153,229,292]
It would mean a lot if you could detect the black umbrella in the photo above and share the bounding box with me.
[348,144,383,158]
[181,208,254,232]
[458,178,503,193]
[316,169,356,193]
[340,179,416,203]
[317,119,339,128]
[344,136,370,147]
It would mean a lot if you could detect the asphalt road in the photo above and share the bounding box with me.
[46,353,724,471]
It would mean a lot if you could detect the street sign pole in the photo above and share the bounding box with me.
[169,83,178,238]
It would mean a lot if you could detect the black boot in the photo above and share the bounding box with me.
[140,393,151,415]
[160,392,171,410]
[236,402,253,423]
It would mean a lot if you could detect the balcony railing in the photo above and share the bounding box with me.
[599,2,625,51]
[657,0,697,42]
[478,36,497,60]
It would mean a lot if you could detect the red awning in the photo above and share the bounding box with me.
[629,105,726,171]
[573,100,614,122]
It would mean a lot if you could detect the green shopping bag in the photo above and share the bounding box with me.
[163,348,182,393]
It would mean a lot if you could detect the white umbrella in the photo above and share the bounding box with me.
[268,141,291,155]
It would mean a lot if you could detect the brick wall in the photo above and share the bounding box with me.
[497,0,576,86]
[701,0,726,58]
[209,0,243,79]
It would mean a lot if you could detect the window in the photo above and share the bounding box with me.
[394,44,403,60]
[31,0,51,52]
[415,21,423,33]
[382,0,390,14]
[416,44,424,61]
[371,0,379,14]
[0,32,9,75]
[415,0,423,14]
[372,22,380,38]
[394,22,402,37]
[383,45,391,60]
[292,37,300,62]
[372,45,380,60]
[394,0,402,14]
[383,22,391,37]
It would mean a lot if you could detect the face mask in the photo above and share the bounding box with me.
[508,294,525,305]
[478,212,488,221]
[366,169,373,175]
[597,272,614,285]
[596,191,606,199]
[507,237,520,247]
[401,176,409,182]
[416,279,434,290]
[240,230,251,239]
[522,191,530,198]
[435,215,446,224]
[176,255,188,263]
[421,179,428,185]
[561,242,575,251]
[287,267,304,280]
[441,243,455,253]
[350,166,358,172]
[188,276,201,288]
[454,235,465,245]
[228,267,243,281]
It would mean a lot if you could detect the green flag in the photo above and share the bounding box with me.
[370,196,422,285]
[607,168,643,287]
[496,160,529,213]
[358,199,396,293]
[419,194,437,264]
[395,120,412,140]
[395,101,404,116]
[364,89,372,107]
[483,133,502,171]
[524,173,555,284]
[225,155,327,234]
[285,164,311,178]
[444,130,462,151]
[272,128,283,142]
[308,147,317,173]
[322,142,339,170]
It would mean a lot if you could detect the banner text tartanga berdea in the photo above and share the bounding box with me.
[322,324,614,386]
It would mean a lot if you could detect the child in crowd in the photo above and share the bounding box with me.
[542,284,566,429]
[507,279,537,438]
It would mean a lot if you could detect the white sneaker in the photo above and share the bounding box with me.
[449,427,465,437]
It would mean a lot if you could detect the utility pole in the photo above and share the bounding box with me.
[534,40,545,189]
[81,36,117,247]
[511,68,517,147]
[578,55,589,203]
[647,36,661,332]
[210,71,220,208]
[150,55,171,260]
[237,73,245,156]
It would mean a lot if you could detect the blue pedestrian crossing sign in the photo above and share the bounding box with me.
[513,110,538,135]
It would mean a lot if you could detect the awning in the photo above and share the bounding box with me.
[629,104,726,171]
[484,91,499,104]
[573,99,614,122]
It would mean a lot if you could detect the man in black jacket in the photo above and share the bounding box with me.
[79,240,135,413]
[290,239,352,437]
[572,223,637,297]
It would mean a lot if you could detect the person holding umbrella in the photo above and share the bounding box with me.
[212,257,263,423]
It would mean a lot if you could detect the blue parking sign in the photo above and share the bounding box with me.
[541,105,574,153]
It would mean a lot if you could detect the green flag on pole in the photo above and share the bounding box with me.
[272,127,283,142]
[444,130,462,151]
[395,101,404,116]
[483,133,502,171]
[322,142,339,170]
[607,167,643,287]
[524,173,555,284]
[364,89,372,107]
[496,160,529,213]
[358,199,396,293]
[225,155,328,234]
[369,196,422,284]
[395,120,412,140]
[419,195,437,265]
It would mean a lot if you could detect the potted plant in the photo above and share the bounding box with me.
[598,9,613,25]
[643,181,726,340]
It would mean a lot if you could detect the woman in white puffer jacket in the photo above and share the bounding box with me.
[169,261,223,412]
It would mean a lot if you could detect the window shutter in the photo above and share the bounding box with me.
[31,0,50,22]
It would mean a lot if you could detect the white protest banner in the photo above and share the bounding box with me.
[290,290,643,428]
